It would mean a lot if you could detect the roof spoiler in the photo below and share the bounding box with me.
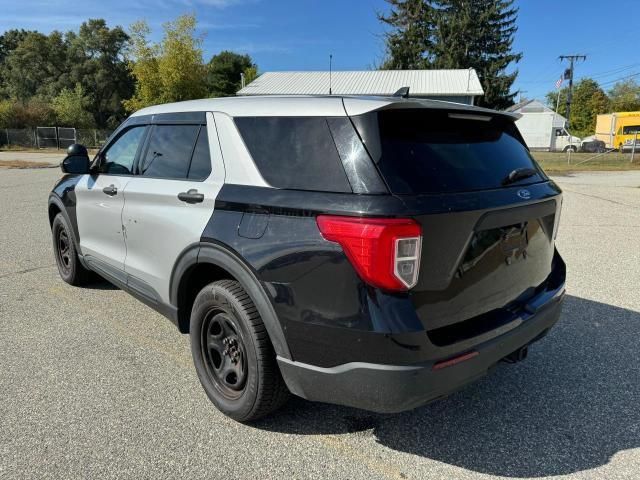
[393,87,410,98]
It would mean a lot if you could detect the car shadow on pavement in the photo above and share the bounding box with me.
[254,295,640,477]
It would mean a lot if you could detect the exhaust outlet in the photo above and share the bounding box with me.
[502,346,528,364]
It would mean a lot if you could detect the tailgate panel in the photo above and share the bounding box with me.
[412,200,557,329]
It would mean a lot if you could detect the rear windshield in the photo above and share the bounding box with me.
[352,109,545,194]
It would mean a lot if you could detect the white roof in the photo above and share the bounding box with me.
[131,94,511,119]
[508,99,567,124]
[237,70,484,97]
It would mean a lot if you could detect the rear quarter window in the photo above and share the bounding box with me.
[352,109,545,194]
[234,117,351,192]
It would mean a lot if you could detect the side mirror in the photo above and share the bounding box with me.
[61,144,90,174]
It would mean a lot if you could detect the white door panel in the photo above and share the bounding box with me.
[75,174,130,270]
[122,178,219,303]
[122,113,225,304]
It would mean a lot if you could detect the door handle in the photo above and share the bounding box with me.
[178,189,204,204]
[102,184,117,196]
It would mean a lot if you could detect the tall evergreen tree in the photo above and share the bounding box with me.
[434,0,522,109]
[378,0,436,69]
[379,0,523,109]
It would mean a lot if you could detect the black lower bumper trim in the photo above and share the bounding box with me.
[278,293,563,413]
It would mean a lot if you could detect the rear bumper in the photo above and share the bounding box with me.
[278,289,564,413]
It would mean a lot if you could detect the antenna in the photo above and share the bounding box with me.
[329,54,332,95]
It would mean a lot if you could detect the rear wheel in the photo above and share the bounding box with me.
[190,280,289,422]
[52,213,92,286]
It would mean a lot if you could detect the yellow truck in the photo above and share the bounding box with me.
[595,112,640,150]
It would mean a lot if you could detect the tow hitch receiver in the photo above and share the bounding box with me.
[502,346,529,364]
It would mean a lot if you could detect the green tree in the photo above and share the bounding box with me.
[0,29,34,98]
[243,66,258,86]
[378,0,436,69]
[207,50,256,97]
[608,79,640,112]
[0,99,14,126]
[4,31,69,100]
[0,21,132,127]
[0,97,55,128]
[124,14,208,112]
[433,0,522,109]
[546,78,609,137]
[66,19,134,128]
[379,0,522,109]
[52,84,95,128]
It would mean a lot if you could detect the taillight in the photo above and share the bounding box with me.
[316,215,422,291]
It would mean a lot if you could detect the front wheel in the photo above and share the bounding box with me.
[51,213,92,286]
[190,280,289,422]
[564,145,577,153]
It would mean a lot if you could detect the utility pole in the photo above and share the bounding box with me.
[558,55,586,128]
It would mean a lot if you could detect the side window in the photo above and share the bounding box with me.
[234,117,351,192]
[100,126,146,175]
[187,127,212,180]
[140,125,200,179]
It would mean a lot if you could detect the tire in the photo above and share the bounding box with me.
[190,279,289,422]
[563,145,577,153]
[51,213,92,286]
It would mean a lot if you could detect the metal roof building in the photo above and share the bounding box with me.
[237,69,484,105]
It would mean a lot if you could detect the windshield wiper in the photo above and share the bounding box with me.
[502,167,538,186]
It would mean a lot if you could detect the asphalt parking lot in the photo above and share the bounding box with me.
[1,165,639,479]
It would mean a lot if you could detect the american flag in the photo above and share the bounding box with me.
[555,76,563,89]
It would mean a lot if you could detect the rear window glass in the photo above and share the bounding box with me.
[352,109,545,194]
[234,117,351,192]
[188,127,212,180]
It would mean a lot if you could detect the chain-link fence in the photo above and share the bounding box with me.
[0,127,112,149]
[76,129,112,148]
[0,129,38,148]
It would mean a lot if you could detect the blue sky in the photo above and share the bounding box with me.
[1,0,637,102]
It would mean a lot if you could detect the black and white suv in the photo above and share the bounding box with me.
[48,96,565,421]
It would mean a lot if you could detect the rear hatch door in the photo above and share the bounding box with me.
[350,105,561,330]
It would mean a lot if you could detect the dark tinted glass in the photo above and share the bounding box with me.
[235,117,351,192]
[622,125,640,134]
[353,109,544,194]
[188,127,212,179]
[141,125,199,179]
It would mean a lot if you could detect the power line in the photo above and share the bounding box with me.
[587,63,640,80]
[598,72,640,88]
[519,62,640,86]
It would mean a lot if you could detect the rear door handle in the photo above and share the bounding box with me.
[102,184,117,196]
[178,189,204,204]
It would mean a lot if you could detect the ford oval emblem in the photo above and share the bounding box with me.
[517,189,531,200]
